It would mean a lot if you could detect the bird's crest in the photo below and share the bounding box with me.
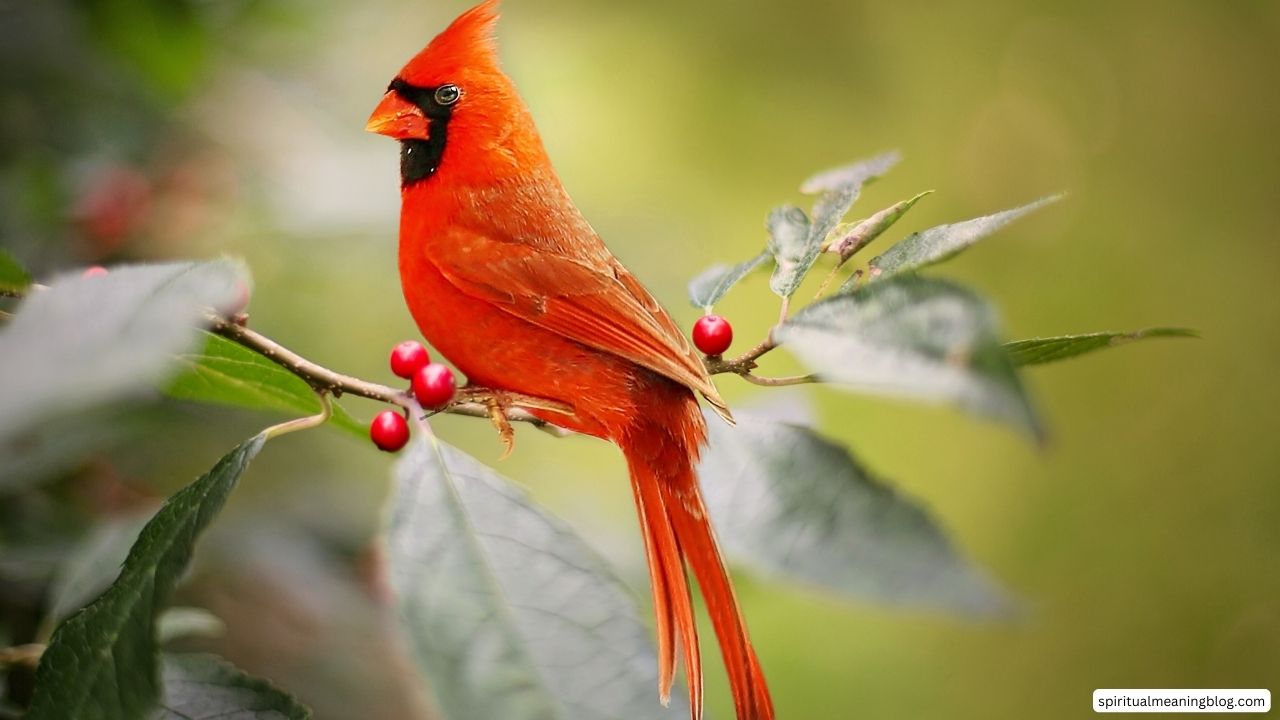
[399,0,502,86]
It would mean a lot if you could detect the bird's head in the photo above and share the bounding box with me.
[367,0,543,187]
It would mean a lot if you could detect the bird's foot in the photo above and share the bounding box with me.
[454,386,573,458]
[485,396,516,459]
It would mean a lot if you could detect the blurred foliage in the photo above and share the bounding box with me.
[2,0,1278,719]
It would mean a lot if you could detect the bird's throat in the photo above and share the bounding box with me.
[400,134,447,187]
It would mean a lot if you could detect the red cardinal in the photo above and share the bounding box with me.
[366,3,773,718]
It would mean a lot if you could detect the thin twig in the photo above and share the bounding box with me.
[739,373,818,387]
[704,337,777,375]
[207,313,571,431]
[813,264,843,300]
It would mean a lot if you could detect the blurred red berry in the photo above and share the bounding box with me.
[692,314,733,355]
[412,363,457,408]
[370,410,410,452]
[390,340,431,379]
[82,265,109,278]
[74,165,152,253]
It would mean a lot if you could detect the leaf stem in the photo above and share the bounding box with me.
[0,644,44,670]
[262,392,332,440]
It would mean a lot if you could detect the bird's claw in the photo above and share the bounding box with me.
[483,395,516,459]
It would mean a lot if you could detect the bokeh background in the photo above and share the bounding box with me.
[3,0,1278,718]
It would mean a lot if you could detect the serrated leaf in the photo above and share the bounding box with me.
[828,190,933,262]
[765,204,813,298]
[167,331,363,438]
[0,248,32,294]
[870,194,1063,278]
[768,187,858,300]
[809,183,862,247]
[687,252,770,310]
[700,411,1012,615]
[387,438,685,720]
[153,653,310,719]
[769,154,899,298]
[0,260,248,457]
[1005,327,1198,367]
[27,435,266,720]
[776,276,1043,440]
[799,150,901,194]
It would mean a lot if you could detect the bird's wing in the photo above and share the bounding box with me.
[428,226,732,422]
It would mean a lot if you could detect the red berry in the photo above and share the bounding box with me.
[390,340,431,379]
[370,410,410,452]
[82,265,109,278]
[692,314,733,355]
[412,363,457,407]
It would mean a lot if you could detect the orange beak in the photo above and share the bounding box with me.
[366,91,430,140]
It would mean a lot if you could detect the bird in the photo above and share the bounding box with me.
[365,2,774,718]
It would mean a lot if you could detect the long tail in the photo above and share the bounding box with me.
[620,388,774,720]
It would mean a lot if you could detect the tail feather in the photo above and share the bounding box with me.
[627,472,683,705]
[662,480,772,720]
[621,398,774,720]
[629,460,703,715]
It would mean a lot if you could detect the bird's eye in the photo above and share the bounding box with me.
[434,84,461,106]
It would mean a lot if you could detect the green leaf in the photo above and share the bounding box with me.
[799,150,901,194]
[701,411,1012,615]
[809,182,862,246]
[768,152,900,298]
[765,204,814,298]
[768,187,861,299]
[1005,327,1198,367]
[153,653,310,720]
[0,260,248,455]
[387,438,685,720]
[776,276,1043,440]
[27,435,266,720]
[828,190,933,263]
[870,194,1062,278]
[167,331,364,437]
[0,248,32,294]
[687,252,770,310]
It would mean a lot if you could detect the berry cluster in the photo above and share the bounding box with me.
[369,340,457,453]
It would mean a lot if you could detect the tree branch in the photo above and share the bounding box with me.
[209,311,803,434]
[206,314,571,434]
[11,279,802,433]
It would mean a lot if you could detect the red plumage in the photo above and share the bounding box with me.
[367,3,773,718]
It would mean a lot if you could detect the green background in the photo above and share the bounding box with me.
[3,1,1277,718]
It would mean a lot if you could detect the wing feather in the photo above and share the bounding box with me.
[427,226,732,421]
